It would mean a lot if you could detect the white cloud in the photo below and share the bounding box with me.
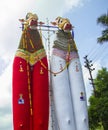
[0,61,13,129]
[65,0,84,10]
[0,60,12,105]
[0,111,12,130]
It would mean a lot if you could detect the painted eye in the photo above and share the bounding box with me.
[57,18,62,24]
[56,18,60,24]
[59,19,63,24]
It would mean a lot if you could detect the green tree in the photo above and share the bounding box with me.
[97,13,108,43]
[88,68,108,130]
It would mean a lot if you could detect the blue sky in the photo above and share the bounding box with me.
[65,0,108,60]
[0,0,108,130]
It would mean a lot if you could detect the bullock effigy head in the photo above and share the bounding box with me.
[19,12,38,30]
[26,12,38,27]
[51,16,74,32]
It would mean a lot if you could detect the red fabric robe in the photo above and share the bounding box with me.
[12,27,49,130]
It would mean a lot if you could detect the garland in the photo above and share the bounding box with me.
[23,25,71,77]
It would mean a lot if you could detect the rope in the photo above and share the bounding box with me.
[39,59,70,76]
[22,24,74,119]
[38,28,71,76]
[23,25,72,77]
[22,26,34,116]
[26,61,33,115]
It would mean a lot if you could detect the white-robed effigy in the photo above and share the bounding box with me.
[50,17,89,130]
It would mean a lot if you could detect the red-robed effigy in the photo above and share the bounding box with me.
[12,12,49,130]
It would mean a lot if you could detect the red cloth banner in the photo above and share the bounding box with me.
[12,56,49,130]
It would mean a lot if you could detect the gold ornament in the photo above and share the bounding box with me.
[19,62,24,72]
[40,67,44,74]
[75,62,79,72]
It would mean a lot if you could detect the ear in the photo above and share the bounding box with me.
[19,19,25,22]
[38,21,45,25]
[50,22,57,26]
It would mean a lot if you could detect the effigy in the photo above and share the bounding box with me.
[50,17,89,130]
[12,13,49,130]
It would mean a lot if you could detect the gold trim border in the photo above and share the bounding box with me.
[15,49,46,65]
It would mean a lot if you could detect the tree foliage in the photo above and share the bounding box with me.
[88,68,108,130]
[97,13,108,43]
